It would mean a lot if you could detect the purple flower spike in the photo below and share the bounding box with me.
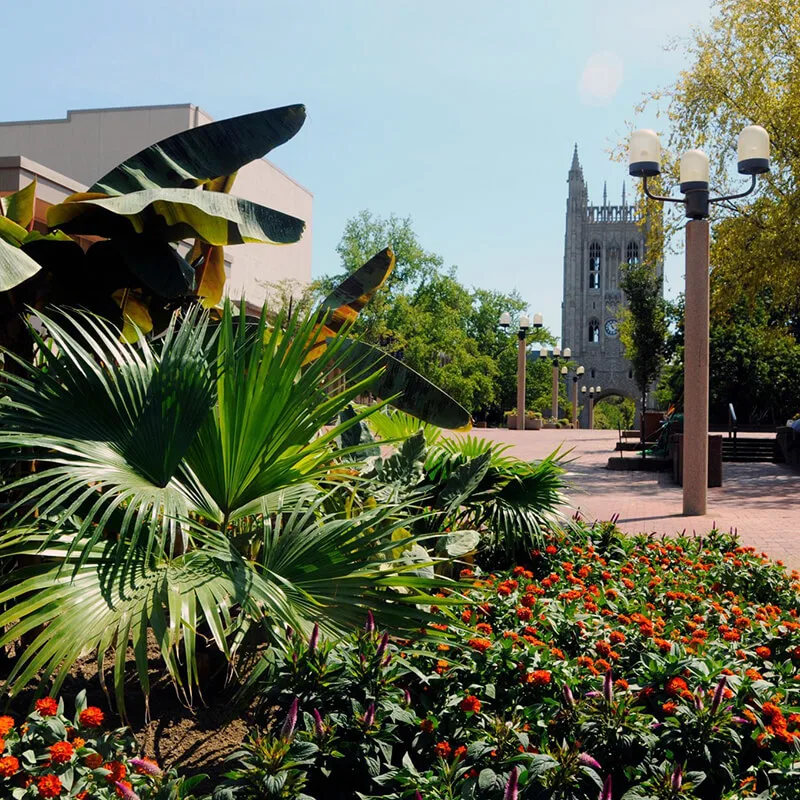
[364,702,376,728]
[115,782,140,800]
[281,697,299,739]
[600,775,612,800]
[693,690,704,710]
[365,610,376,634]
[313,708,325,739]
[129,757,161,776]
[503,767,519,800]
[585,690,601,698]
[578,753,602,771]
[376,632,389,659]
[671,764,683,791]
[562,684,576,708]
[382,653,392,668]
[415,793,423,800]
[285,625,294,640]
[603,670,613,703]
[711,675,727,714]
[404,687,412,705]
[309,623,319,653]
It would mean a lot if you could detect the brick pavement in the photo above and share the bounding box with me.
[468,428,800,569]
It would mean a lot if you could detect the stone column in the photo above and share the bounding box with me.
[683,220,710,515]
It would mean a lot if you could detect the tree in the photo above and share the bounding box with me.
[641,0,800,313]
[619,260,669,442]
[326,212,556,418]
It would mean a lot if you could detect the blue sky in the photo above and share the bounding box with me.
[3,0,713,341]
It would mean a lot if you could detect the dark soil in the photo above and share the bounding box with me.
[0,636,253,787]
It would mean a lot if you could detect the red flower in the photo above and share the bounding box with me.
[36,774,63,798]
[662,701,678,715]
[545,545,558,555]
[523,669,552,686]
[35,698,59,717]
[460,695,482,713]
[453,745,467,760]
[475,623,493,635]
[609,631,626,644]
[0,717,14,736]
[78,707,105,729]
[755,646,771,659]
[104,762,127,783]
[48,742,74,765]
[665,677,688,697]
[420,719,434,734]
[468,638,492,653]
[434,741,452,759]
[0,756,19,778]
[84,753,104,769]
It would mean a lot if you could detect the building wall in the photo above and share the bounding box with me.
[561,147,662,426]
[0,105,312,305]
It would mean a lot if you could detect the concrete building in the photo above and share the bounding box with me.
[0,104,312,304]
[561,146,662,426]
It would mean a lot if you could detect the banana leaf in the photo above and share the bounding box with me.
[47,189,305,246]
[89,238,195,299]
[89,105,306,195]
[334,338,472,431]
[0,235,42,291]
[305,248,395,363]
[1,179,36,228]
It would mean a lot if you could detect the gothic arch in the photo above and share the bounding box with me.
[588,241,601,289]
[626,240,640,265]
[588,318,600,343]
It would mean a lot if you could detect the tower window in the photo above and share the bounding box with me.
[629,370,633,379]
[591,368,596,379]
[589,242,601,289]
[626,241,640,265]
[588,319,600,343]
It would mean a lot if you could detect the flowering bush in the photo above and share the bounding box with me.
[231,524,800,799]
[0,692,205,800]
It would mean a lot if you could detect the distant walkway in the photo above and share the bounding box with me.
[470,428,800,569]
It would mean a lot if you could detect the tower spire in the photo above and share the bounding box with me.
[622,181,627,206]
[603,181,608,206]
[571,143,580,172]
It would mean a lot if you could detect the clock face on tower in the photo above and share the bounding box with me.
[604,318,619,337]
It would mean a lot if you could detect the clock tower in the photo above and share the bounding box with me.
[561,146,662,424]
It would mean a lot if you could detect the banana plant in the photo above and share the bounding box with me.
[0,105,309,343]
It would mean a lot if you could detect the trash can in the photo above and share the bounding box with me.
[671,434,722,487]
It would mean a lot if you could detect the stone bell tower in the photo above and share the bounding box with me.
[561,145,662,424]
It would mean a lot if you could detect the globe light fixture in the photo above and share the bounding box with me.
[627,124,770,517]
[499,311,511,328]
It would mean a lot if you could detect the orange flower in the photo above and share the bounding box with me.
[0,717,14,736]
[665,677,688,697]
[453,745,467,760]
[755,646,771,659]
[104,762,127,783]
[35,698,59,717]
[468,638,492,653]
[73,737,86,749]
[36,774,62,798]
[84,753,104,769]
[460,695,481,713]
[115,781,134,799]
[609,631,626,644]
[523,669,552,686]
[78,707,105,729]
[595,641,612,657]
[48,742,74,765]
[475,623,493,635]
[516,606,533,621]
[662,701,678,715]
[434,741,452,759]
[0,756,19,778]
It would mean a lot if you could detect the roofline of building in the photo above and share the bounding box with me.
[0,155,86,192]
[0,103,196,128]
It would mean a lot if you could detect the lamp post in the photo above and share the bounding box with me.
[572,365,585,427]
[628,125,770,516]
[540,346,570,421]
[500,311,543,430]
[582,385,588,428]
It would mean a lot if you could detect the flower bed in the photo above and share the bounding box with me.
[246,524,800,799]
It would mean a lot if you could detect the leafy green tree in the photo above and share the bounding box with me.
[640,0,800,313]
[619,260,669,439]
[594,396,636,431]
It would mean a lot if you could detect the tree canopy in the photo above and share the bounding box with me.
[324,211,556,419]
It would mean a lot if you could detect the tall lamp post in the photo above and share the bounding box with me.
[628,125,770,515]
[582,386,589,428]
[572,365,585,427]
[584,385,601,429]
[540,347,570,420]
[500,311,543,431]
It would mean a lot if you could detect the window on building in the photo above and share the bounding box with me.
[629,370,633,379]
[588,319,600,343]
[589,242,601,289]
[626,241,639,264]
[591,368,596,379]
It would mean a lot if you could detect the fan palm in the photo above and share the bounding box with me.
[0,304,450,707]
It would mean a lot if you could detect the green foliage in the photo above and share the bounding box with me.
[640,0,800,311]
[657,291,800,424]
[324,211,556,418]
[619,260,669,413]
[594,396,637,431]
[215,523,800,799]
[0,304,451,706]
